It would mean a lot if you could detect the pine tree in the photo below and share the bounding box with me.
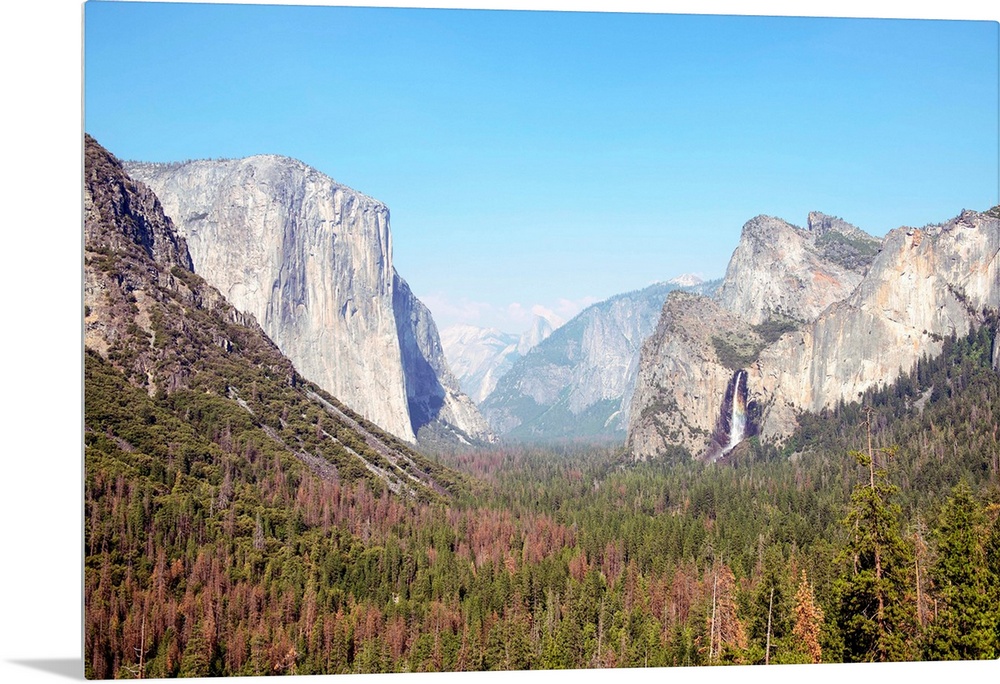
[922,485,997,660]
[986,506,1000,653]
[792,570,824,664]
[178,622,211,678]
[834,416,917,662]
[745,549,791,665]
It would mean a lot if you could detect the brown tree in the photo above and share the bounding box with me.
[792,570,824,664]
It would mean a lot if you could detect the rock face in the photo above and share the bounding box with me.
[517,316,555,355]
[84,138,193,276]
[715,212,879,326]
[84,134,197,367]
[126,155,492,445]
[627,208,1000,460]
[85,134,462,505]
[440,316,553,404]
[392,272,496,444]
[627,291,762,458]
[481,281,716,441]
[994,325,1000,372]
[754,210,1000,439]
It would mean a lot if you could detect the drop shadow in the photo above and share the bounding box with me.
[8,658,83,680]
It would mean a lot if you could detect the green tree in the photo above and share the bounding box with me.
[834,425,917,662]
[744,550,792,664]
[178,623,211,678]
[922,485,997,660]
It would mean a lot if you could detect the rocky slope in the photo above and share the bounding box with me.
[125,155,492,446]
[628,208,1000,460]
[392,273,496,444]
[715,212,880,326]
[994,326,1000,371]
[440,316,553,403]
[85,134,464,500]
[480,280,718,441]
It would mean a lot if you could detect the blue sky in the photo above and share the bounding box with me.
[84,1,999,332]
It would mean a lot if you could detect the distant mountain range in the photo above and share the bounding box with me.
[442,208,997,457]
[98,135,997,460]
[440,315,555,404]
[473,279,719,442]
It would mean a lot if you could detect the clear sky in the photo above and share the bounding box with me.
[84,1,999,333]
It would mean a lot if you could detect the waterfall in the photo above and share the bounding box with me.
[724,369,748,454]
[704,368,753,462]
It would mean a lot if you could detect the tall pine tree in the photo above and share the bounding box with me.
[834,420,917,662]
[922,484,997,660]
[792,570,824,664]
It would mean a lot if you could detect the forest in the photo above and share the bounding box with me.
[84,315,1000,678]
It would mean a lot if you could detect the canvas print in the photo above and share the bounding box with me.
[83,1,1000,679]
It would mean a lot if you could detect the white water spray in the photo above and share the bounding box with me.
[724,370,747,453]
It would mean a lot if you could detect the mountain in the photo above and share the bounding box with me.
[479,280,718,441]
[124,155,492,446]
[627,208,1000,460]
[517,315,556,354]
[441,325,520,403]
[668,273,705,287]
[626,290,763,460]
[714,212,880,326]
[753,209,1000,440]
[440,315,554,403]
[392,273,496,445]
[85,133,465,499]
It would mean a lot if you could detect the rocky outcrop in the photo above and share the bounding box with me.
[392,272,496,444]
[994,326,1000,372]
[627,291,761,458]
[628,208,999,460]
[517,316,555,355]
[84,135,192,274]
[481,281,702,441]
[753,210,1000,439]
[715,212,879,326]
[126,155,490,445]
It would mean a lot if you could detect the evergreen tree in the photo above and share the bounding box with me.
[744,550,792,664]
[986,507,1000,653]
[922,485,997,660]
[792,570,824,664]
[834,423,917,662]
[178,623,211,678]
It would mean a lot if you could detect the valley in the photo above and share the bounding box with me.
[83,134,1000,678]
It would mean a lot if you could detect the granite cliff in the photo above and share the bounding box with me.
[392,273,496,445]
[628,209,999,460]
[85,133,462,511]
[126,155,492,445]
[627,291,761,460]
[715,212,880,326]
[754,209,1000,439]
